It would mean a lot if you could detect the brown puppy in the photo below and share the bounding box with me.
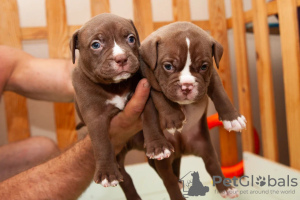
[118,22,246,199]
[70,13,141,187]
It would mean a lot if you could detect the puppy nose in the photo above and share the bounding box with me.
[114,54,128,66]
[181,83,194,93]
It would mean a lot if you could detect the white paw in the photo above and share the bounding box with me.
[222,115,246,132]
[101,178,119,187]
[110,180,119,187]
[101,178,110,187]
[220,188,239,198]
[152,149,171,160]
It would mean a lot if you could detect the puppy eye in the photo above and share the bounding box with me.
[127,34,135,44]
[91,40,101,49]
[163,63,174,72]
[200,63,208,71]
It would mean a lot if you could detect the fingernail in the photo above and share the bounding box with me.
[143,80,150,88]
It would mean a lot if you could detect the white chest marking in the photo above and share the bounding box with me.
[105,94,128,110]
[179,38,196,84]
[112,40,125,56]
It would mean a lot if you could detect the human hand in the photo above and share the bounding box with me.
[109,78,150,154]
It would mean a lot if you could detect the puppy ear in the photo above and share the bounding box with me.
[212,40,223,69]
[140,36,159,70]
[129,20,140,47]
[70,29,79,64]
[140,36,162,91]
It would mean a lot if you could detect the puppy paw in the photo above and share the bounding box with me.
[160,110,186,135]
[94,163,123,187]
[222,115,246,132]
[220,187,239,199]
[145,139,174,160]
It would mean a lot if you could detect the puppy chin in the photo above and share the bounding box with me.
[174,90,198,105]
[176,100,195,105]
[112,72,131,83]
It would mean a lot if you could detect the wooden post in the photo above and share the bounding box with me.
[46,0,77,149]
[172,0,191,21]
[277,0,300,170]
[208,0,238,166]
[0,0,31,142]
[132,0,154,41]
[251,0,278,161]
[231,0,255,153]
[90,0,110,17]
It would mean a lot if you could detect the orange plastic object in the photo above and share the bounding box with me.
[207,113,259,178]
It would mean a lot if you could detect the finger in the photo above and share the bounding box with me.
[122,78,150,121]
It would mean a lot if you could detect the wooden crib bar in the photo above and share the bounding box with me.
[277,0,300,170]
[252,0,278,162]
[46,0,77,150]
[0,0,31,142]
[209,0,239,166]
[231,0,254,154]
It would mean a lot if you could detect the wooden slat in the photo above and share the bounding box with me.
[208,0,238,166]
[21,27,48,40]
[132,0,153,41]
[15,0,300,40]
[90,0,110,17]
[252,0,278,161]
[20,20,210,41]
[227,0,295,29]
[172,0,191,21]
[277,0,300,170]
[68,25,82,38]
[46,0,77,150]
[0,0,31,142]
[230,0,254,153]
[191,20,210,30]
[154,21,210,31]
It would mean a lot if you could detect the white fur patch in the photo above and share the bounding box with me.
[105,94,128,110]
[166,128,176,135]
[101,178,110,187]
[222,115,247,132]
[179,38,196,84]
[113,72,131,83]
[112,40,125,56]
[176,100,195,105]
[111,180,119,187]
[152,149,171,160]
[147,149,172,160]
[166,125,184,135]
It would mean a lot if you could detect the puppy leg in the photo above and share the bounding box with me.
[84,107,123,187]
[208,67,246,132]
[117,149,142,200]
[151,90,185,134]
[154,158,185,200]
[172,157,181,180]
[143,97,174,160]
[191,116,239,199]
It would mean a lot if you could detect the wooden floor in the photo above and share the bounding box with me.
[79,153,300,200]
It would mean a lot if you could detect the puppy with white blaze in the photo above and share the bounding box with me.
[71,13,142,187]
[117,22,246,200]
[71,13,175,190]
